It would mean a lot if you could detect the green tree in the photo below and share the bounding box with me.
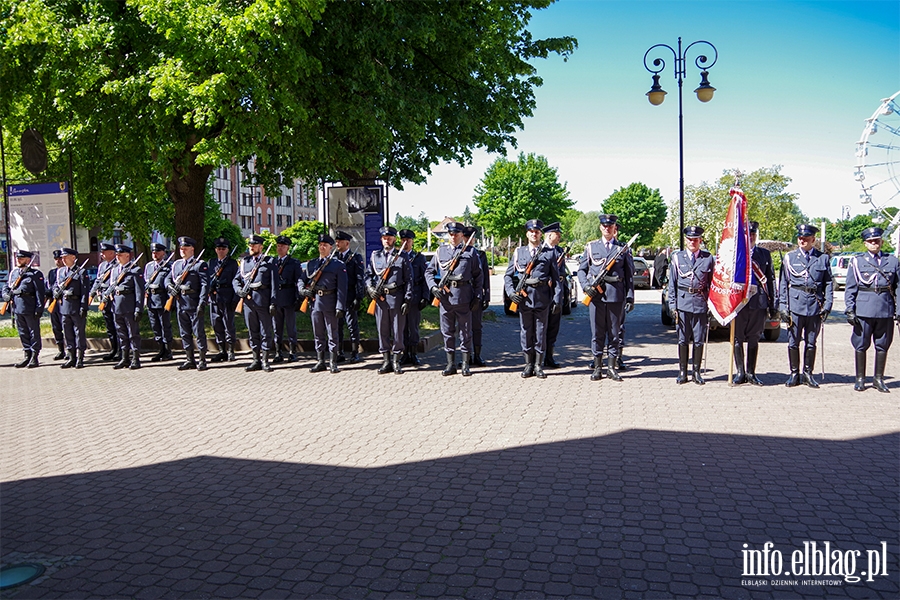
[393,211,429,233]
[559,207,582,243]
[601,183,666,247]
[265,220,328,262]
[658,166,807,248]
[473,152,573,241]
[570,211,601,248]
[2,0,575,248]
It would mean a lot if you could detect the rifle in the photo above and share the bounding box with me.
[366,247,402,316]
[299,247,338,314]
[144,251,177,301]
[99,253,144,312]
[207,246,238,302]
[235,243,273,313]
[88,261,115,306]
[49,258,91,313]
[509,243,547,314]
[164,250,205,312]
[431,231,477,307]
[581,233,640,306]
[0,255,37,316]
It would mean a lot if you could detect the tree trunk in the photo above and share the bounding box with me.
[165,157,213,250]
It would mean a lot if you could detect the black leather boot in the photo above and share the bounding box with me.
[75,349,85,369]
[227,342,236,362]
[329,351,340,373]
[590,354,604,381]
[130,351,142,370]
[521,351,535,378]
[607,353,623,382]
[732,343,746,385]
[26,350,40,369]
[676,344,689,384]
[691,344,705,385]
[261,350,272,373]
[160,342,174,361]
[854,351,866,392]
[15,351,32,369]
[616,354,627,371]
[209,344,227,363]
[873,351,889,393]
[349,349,361,363]
[272,347,285,364]
[114,349,130,370]
[197,350,208,371]
[442,351,457,376]
[544,346,559,369]
[802,347,819,388]
[61,350,76,369]
[178,348,197,371]
[393,353,403,375]
[309,351,327,373]
[102,340,119,361]
[471,346,486,367]
[151,343,166,362]
[534,353,546,379]
[461,353,472,377]
[746,344,763,385]
[53,342,66,361]
[785,347,801,387]
[378,352,393,374]
[407,345,421,366]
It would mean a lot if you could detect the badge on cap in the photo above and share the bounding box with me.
[683,226,704,238]
[525,219,544,231]
[542,222,561,233]
[178,236,197,247]
[598,214,618,226]
[379,226,398,237]
[318,234,335,245]
[861,227,884,241]
[445,222,465,234]
[795,224,818,238]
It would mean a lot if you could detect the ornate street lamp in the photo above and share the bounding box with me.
[644,37,718,249]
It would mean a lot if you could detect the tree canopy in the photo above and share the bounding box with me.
[473,152,574,241]
[657,166,807,249]
[1,0,576,248]
[601,183,666,248]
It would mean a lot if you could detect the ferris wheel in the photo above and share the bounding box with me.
[854,90,900,250]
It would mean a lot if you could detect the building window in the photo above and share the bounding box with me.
[276,214,283,227]
[286,215,292,227]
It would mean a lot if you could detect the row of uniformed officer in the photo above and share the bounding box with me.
[47,250,66,360]
[366,226,413,374]
[52,247,91,368]
[2,249,45,368]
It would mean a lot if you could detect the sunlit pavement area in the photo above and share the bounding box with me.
[1,288,898,599]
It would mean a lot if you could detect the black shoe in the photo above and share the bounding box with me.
[607,355,623,382]
[101,346,118,361]
[349,351,361,364]
[521,351,535,378]
[114,352,130,370]
[197,352,208,371]
[732,344,746,385]
[534,353,546,379]
[271,353,285,364]
[691,345,704,385]
[616,355,627,371]
[75,350,85,369]
[544,349,560,369]
[61,352,76,369]
[461,354,472,377]
[26,352,40,369]
[442,352,457,376]
[471,346,486,367]
[378,352,393,374]
[209,348,227,363]
[746,374,764,386]
[246,350,262,372]
[226,343,236,362]
[785,348,801,387]
[15,351,32,369]
[590,355,604,381]
[407,347,421,366]
[335,353,347,363]
[310,352,327,373]
[873,351,890,393]
[53,343,66,361]
[329,352,340,373]
[802,348,819,388]
[178,356,197,371]
[393,354,403,375]
[261,353,273,373]
[675,344,689,384]
[130,354,142,370]
[854,351,866,392]
[801,371,819,389]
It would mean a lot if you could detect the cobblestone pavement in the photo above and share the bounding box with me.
[1,290,898,599]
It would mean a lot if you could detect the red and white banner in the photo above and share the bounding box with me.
[708,186,753,325]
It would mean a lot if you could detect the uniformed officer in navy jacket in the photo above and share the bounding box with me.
[107,244,145,370]
[335,230,365,363]
[299,234,348,374]
[732,221,777,385]
[54,247,90,369]
[144,243,175,362]
[91,242,119,361]
[272,235,302,363]
[778,224,833,388]
[400,229,429,367]
[844,227,899,393]
[466,226,491,368]
[234,234,276,372]
[366,226,413,374]
[425,221,484,377]
[667,226,715,385]
[543,221,567,369]
[506,219,562,379]
[167,236,210,371]
[47,249,66,360]
[207,237,239,363]
[2,249,45,368]
[579,214,635,382]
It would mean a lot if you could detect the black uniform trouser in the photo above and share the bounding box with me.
[101,302,117,349]
[851,317,894,353]
[15,312,42,353]
[786,313,821,350]
[675,310,708,346]
[589,300,624,358]
[243,302,273,352]
[62,312,87,351]
[50,307,63,345]
[210,298,236,347]
[274,305,297,350]
[337,301,360,354]
[404,304,422,348]
[546,308,561,348]
[734,306,766,345]
[375,301,406,354]
[439,303,472,353]
[148,306,173,345]
[177,306,207,352]
[518,305,549,353]
[472,305,484,347]
[114,312,141,353]
[312,309,339,353]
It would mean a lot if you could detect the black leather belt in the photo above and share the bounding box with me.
[859,286,892,293]
[524,279,549,287]
[684,287,704,294]
[279,284,294,290]
[316,289,335,296]
[791,285,819,293]
[449,280,471,288]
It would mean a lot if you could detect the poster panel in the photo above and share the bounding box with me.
[327,185,384,263]
[6,182,73,279]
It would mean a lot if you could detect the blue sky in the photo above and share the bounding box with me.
[390,0,899,232]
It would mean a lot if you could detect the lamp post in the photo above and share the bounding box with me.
[644,37,718,250]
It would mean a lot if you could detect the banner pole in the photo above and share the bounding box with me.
[728,321,735,387]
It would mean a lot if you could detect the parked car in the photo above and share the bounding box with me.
[632,257,651,289]
[660,286,781,341]
[830,253,860,290]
